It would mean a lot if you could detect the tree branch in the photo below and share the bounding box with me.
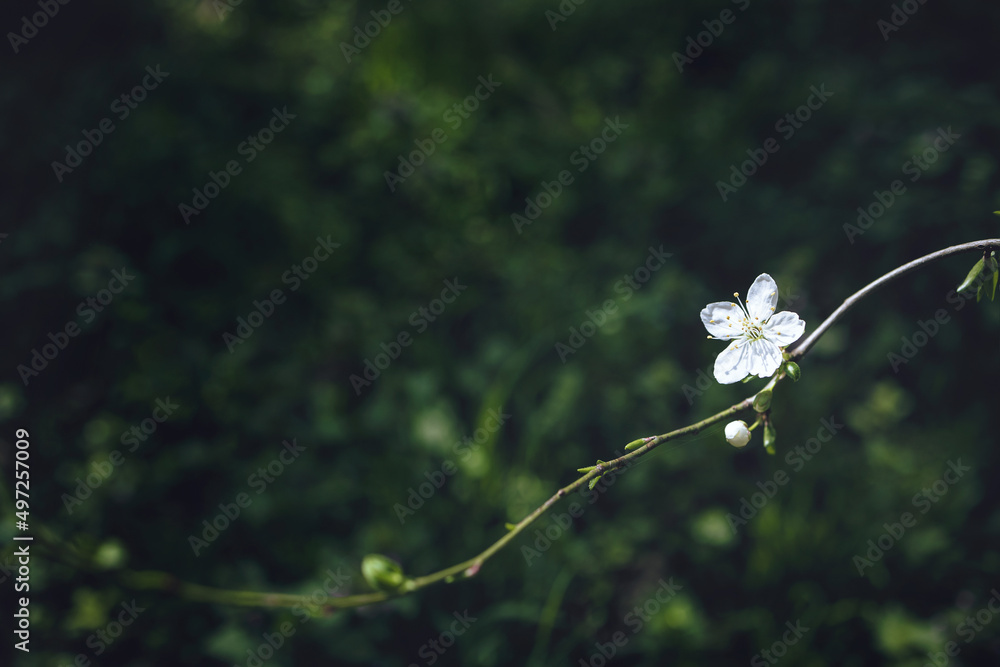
[20,238,1000,614]
[788,239,999,359]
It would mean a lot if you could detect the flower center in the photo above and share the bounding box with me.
[743,318,764,341]
[733,292,766,341]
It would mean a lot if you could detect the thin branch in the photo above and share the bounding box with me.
[20,238,1000,613]
[788,239,999,359]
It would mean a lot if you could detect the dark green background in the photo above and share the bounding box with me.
[1,0,999,665]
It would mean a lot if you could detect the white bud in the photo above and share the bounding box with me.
[725,420,751,448]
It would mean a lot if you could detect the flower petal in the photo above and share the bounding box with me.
[746,274,779,322]
[762,310,806,347]
[725,420,751,448]
[745,338,783,378]
[700,301,745,339]
[713,340,752,384]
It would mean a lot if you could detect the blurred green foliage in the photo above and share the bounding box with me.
[1,0,999,665]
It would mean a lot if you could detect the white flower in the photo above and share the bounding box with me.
[725,420,751,448]
[701,274,806,384]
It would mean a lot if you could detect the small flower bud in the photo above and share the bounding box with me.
[784,361,801,382]
[725,420,751,448]
[624,436,655,451]
[753,390,772,413]
[361,554,405,592]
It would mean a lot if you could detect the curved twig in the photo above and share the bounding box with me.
[19,238,1000,613]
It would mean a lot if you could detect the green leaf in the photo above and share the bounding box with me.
[588,476,602,491]
[505,523,517,531]
[957,257,985,293]
[576,465,596,473]
[990,267,999,301]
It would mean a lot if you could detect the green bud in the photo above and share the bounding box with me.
[625,436,654,451]
[784,361,801,382]
[361,554,405,592]
[763,423,777,455]
[588,476,602,491]
[576,465,597,473]
[505,522,517,531]
[753,390,773,413]
[957,257,986,293]
[94,539,127,570]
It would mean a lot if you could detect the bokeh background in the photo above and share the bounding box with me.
[1,0,999,665]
